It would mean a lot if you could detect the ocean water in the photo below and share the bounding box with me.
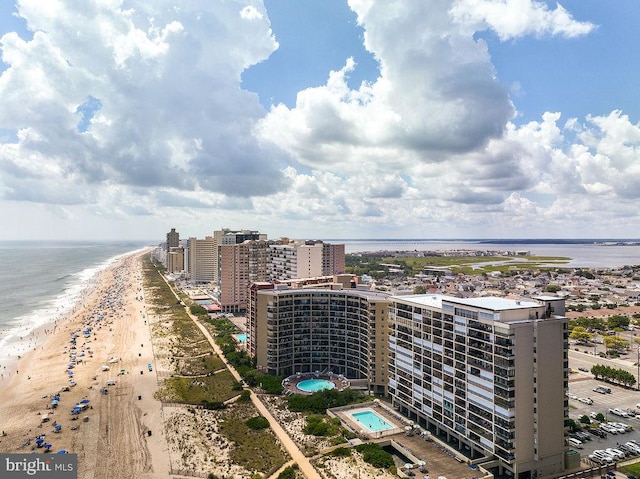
[0,240,151,370]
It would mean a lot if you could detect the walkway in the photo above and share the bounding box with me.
[160,274,321,479]
[191,318,322,479]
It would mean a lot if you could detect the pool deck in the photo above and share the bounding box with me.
[282,373,351,396]
[330,403,404,439]
[328,401,489,478]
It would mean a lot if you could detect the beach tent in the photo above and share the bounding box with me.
[41,414,50,422]
[79,399,90,405]
[56,450,69,454]
[54,424,62,432]
[101,365,110,371]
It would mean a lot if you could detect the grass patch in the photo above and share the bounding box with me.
[158,370,239,404]
[621,462,640,476]
[217,402,288,476]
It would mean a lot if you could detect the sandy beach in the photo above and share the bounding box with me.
[0,250,170,479]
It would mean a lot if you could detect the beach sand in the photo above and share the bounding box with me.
[0,251,171,479]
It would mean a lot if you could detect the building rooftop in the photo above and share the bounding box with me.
[393,294,541,311]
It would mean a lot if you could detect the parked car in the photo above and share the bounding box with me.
[578,367,589,372]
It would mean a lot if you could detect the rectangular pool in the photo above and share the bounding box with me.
[349,409,396,433]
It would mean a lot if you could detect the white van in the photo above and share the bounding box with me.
[567,438,583,449]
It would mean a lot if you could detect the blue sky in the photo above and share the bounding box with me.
[0,0,639,241]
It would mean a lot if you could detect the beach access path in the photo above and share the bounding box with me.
[165,275,322,479]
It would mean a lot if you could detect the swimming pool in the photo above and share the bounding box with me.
[297,378,336,393]
[234,333,247,343]
[349,409,395,433]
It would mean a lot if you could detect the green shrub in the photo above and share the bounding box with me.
[355,443,394,469]
[277,466,297,479]
[246,416,270,430]
[327,447,351,457]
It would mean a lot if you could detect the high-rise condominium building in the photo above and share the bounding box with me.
[248,285,391,395]
[219,240,271,312]
[187,236,216,283]
[213,228,265,283]
[166,247,185,273]
[166,228,180,251]
[322,242,345,275]
[388,294,568,479]
[269,240,344,281]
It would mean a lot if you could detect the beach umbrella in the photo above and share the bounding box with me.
[44,443,52,451]
[404,463,413,470]
[54,425,62,432]
[35,438,44,446]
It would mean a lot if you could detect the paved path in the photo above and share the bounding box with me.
[191,318,322,479]
[161,276,321,479]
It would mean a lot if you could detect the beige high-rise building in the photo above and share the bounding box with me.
[269,240,345,281]
[387,294,568,479]
[187,236,216,283]
[219,240,271,312]
[213,229,265,283]
[323,242,345,275]
[166,247,185,273]
[248,285,391,395]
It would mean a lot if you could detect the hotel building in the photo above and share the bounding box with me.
[187,236,217,283]
[219,240,271,312]
[166,228,180,250]
[166,246,185,274]
[388,294,568,479]
[269,240,344,281]
[248,285,391,395]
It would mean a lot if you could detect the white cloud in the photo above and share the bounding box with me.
[1,0,638,241]
[450,0,596,40]
[0,0,285,211]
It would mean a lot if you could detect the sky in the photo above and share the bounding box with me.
[1,0,639,241]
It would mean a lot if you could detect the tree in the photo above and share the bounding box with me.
[569,327,594,345]
[603,335,629,354]
[546,285,561,293]
[608,314,630,330]
[565,418,578,432]
[579,415,591,425]
[413,285,427,294]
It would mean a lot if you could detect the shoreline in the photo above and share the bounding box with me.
[0,250,170,478]
[0,246,151,382]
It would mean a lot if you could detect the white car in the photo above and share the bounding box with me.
[605,448,625,460]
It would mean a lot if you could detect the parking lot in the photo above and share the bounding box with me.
[568,371,640,464]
